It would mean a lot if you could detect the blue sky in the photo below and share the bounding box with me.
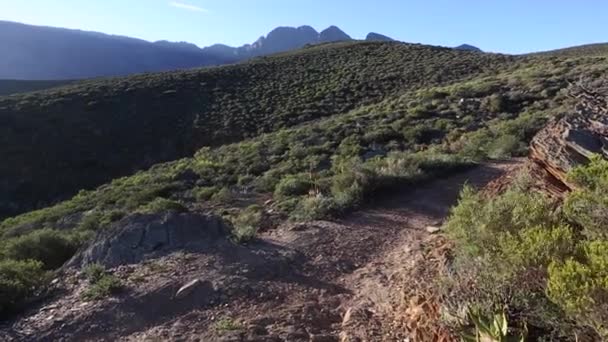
[1,0,605,54]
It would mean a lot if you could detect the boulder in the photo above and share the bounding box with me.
[67,212,228,268]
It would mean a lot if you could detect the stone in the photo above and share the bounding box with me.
[425,226,441,234]
[67,212,228,268]
[175,279,202,299]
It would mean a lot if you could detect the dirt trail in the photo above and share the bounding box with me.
[0,161,521,342]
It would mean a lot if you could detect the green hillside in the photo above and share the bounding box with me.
[529,42,608,58]
[0,41,516,218]
[0,79,75,96]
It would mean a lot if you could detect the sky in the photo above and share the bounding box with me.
[0,0,605,54]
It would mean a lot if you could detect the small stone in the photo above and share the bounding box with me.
[342,308,352,326]
[175,278,202,299]
[425,226,441,234]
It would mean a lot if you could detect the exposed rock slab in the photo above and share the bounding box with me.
[529,114,608,191]
[68,212,228,268]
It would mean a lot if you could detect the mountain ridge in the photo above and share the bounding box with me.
[0,21,389,80]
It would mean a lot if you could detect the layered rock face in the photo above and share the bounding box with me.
[486,81,608,197]
[529,82,608,193]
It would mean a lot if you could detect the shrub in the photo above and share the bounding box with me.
[211,187,233,204]
[2,229,83,269]
[0,259,46,316]
[231,205,263,243]
[81,264,122,300]
[137,197,187,214]
[290,195,336,221]
[83,263,107,283]
[193,186,218,201]
[564,156,608,239]
[274,174,311,199]
[547,240,608,338]
[445,182,557,258]
[486,134,525,159]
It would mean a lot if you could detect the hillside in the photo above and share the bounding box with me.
[0,79,76,96]
[0,41,516,219]
[530,42,608,57]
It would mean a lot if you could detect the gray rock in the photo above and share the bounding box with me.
[175,279,202,299]
[68,212,228,268]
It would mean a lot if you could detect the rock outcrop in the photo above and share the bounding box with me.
[530,81,608,191]
[68,212,228,268]
[488,80,608,197]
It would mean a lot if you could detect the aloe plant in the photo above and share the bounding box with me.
[461,309,527,342]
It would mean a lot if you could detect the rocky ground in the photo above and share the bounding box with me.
[0,161,522,342]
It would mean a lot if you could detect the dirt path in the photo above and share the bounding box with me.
[0,161,521,342]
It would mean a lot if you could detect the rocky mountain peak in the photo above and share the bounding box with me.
[366,32,395,42]
[319,25,352,42]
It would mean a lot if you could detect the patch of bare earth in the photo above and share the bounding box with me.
[0,161,522,342]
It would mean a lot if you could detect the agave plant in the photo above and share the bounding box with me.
[461,309,527,342]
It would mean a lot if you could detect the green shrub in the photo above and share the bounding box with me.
[564,156,608,239]
[290,195,336,221]
[2,229,83,269]
[274,174,311,199]
[81,264,122,300]
[193,186,218,201]
[137,197,187,214]
[0,259,46,315]
[486,134,525,159]
[211,187,233,204]
[548,240,608,338]
[445,181,557,258]
[231,205,263,243]
[83,263,107,283]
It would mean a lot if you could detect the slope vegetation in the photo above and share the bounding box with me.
[0,79,75,96]
[0,41,515,218]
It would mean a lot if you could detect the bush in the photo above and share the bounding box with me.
[274,174,312,199]
[193,186,218,201]
[137,197,187,214]
[2,229,83,269]
[211,187,233,204]
[564,156,608,239]
[81,264,122,300]
[83,263,107,283]
[231,205,263,243]
[290,195,336,221]
[0,259,46,316]
[445,181,557,258]
[548,240,608,338]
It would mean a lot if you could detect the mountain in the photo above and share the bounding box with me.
[319,25,352,42]
[202,25,354,60]
[0,21,394,81]
[366,32,395,42]
[0,21,231,80]
[454,44,482,52]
